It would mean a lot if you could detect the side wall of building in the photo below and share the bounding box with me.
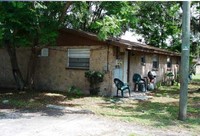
[34,45,116,95]
[0,46,180,95]
[0,46,116,95]
[128,51,179,90]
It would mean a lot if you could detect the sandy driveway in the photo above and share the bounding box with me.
[0,108,192,136]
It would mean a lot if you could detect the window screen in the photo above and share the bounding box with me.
[152,55,159,70]
[141,55,146,65]
[167,57,172,69]
[68,49,90,69]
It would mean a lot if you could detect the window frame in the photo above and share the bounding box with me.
[67,48,90,69]
[141,55,146,66]
[152,55,159,71]
[167,57,172,70]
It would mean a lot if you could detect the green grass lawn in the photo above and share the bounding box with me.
[0,83,200,135]
[192,74,200,82]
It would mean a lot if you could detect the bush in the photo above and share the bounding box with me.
[67,86,83,96]
[85,70,104,95]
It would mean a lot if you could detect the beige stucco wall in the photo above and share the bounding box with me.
[0,46,116,95]
[34,45,115,95]
[90,46,116,96]
[128,51,179,90]
[0,46,180,96]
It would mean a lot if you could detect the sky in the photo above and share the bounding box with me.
[120,31,144,43]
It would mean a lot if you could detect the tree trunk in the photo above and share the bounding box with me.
[25,47,38,90]
[59,1,72,25]
[4,39,25,90]
[25,30,40,91]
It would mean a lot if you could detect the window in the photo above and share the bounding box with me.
[141,55,146,66]
[67,49,90,69]
[167,57,172,70]
[152,55,159,70]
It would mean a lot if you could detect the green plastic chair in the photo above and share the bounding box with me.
[132,73,147,92]
[114,78,131,97]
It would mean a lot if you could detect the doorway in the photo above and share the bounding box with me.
[113,51,128,83]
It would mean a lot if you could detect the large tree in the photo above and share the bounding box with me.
[0,1,138,90]
[135,1,200,59]
[190,2,200,60]
[135,1,181,49]
[0,1,72,90]
[65,1,137,40]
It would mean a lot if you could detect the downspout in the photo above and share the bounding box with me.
[127,50,131,83]
[107,44,109,72]
[107,44,113,96]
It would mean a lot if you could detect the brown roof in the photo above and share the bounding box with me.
[107,38,180,56]
[59,29,180,57]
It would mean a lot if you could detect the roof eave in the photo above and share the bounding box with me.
[106,39,181,57]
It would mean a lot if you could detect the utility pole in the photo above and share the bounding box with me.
[178,1,191,121]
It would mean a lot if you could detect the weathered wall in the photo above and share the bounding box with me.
[128,51,179,90]
[0,48,30,89]
[0,46,180,96]
[0,46,115,95]
[34,45,114,95]
[90,45,116,96]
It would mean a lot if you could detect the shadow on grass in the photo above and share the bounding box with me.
[0,108,69,120]
[154,86,180,94]
[101,95,200,128]
[1,88,199,128]
[0,90,86,119]
[103,101,179,126]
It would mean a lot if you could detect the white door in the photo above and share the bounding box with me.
[113,51,128,83]
[114,67,123,80]
[113,63,123,96]
[113,51,129,96]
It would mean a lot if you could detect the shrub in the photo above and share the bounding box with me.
[85,70,104,95]
[67,86,83,96]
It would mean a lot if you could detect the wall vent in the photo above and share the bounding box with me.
[40,48,49,57]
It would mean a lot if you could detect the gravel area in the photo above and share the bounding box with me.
[0,108,193,136]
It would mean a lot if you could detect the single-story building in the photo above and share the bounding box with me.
[0,29,180,96]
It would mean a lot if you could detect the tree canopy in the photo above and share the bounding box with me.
[65,1,137,40]
[0,1,72,90]
[64,1,199,57]
[190,2,200,59]
[1,1,200,52]
[0,2,69,47]
[135,2,182,49]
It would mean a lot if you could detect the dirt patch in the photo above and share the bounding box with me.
[0,109,193,136]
